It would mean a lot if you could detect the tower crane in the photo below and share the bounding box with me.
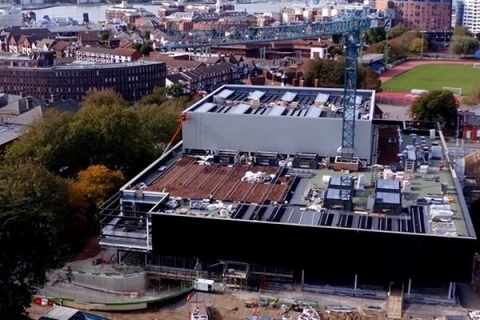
[159,11,385,159]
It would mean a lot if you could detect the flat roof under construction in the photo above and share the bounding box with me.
[113,124,474,240]
[186,85,376,120]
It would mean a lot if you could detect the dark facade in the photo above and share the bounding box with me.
[152,214,475,286]
[0,57,166,102]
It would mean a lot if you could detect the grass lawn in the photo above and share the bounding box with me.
[382,64,480,96]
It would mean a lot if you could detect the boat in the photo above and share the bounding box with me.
[298,306,320,320]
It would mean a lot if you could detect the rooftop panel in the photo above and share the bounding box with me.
[248,90,266,100]
[315,93,329,104]
[268,106,286,116]
[229,103,250,114]
[184,85,376,120]
[376,179,401,190]
[305,107,322,118]
[195,102,216,113]
[375,191,401,204]
[281,91,297,102]
[216,89,234,99]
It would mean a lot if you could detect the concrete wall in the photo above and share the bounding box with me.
[67,271,148,292]
[182,112,374,162]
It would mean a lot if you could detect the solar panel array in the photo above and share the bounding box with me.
[231,204,428,234]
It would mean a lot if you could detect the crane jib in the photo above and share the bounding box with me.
[163,17,381,50]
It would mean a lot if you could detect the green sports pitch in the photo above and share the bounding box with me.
[381,64,480,96]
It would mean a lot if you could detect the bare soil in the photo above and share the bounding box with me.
[75,237,101,261]
[27,293,391,320]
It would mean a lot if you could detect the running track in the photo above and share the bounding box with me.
[377,60,476,101]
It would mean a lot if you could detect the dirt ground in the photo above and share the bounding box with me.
[27,293,390,320]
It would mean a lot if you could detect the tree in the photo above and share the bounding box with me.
[0,199,63,319]
[453,26,472,38]
[364,27,385,44]
[0,161,68,214]
[82,89,128,109]
[135,103,183,146]
[100,31,109,41]
[387,24,408,39]
[5,90,199,180]
[4,109,74,174]
[408,37,429,53]
[304,59,381,90]
[410,90,458,124]
[68,92,154,177]
[450,36,480,56]
[74,165,125,207]
[140,43,152,56]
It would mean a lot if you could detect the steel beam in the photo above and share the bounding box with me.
[159,17,378,50]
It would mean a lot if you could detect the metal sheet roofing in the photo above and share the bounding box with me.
[229,103,250,114]
[281,91,297,102]
[248,90,266,100]
[305,108,322,118]
[315,93,329,104]
[268,106,286,116]
[40,305,79,320]
[195,102,216,113]
[216,89,234,99]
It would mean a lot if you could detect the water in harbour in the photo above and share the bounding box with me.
[28,2,303,23]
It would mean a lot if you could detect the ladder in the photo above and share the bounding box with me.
[405,160,415,173]
[387,284,403,319]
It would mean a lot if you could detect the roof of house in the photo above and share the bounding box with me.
[76,46,138,56]
[52,40,70,51]
[167,73,190,84]
[182,62,236,79]
[78,31,99,42]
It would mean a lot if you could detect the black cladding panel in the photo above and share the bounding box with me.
[151,214,475,285]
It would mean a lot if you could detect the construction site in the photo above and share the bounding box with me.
[96,85,476,320]
[146,158,288,203]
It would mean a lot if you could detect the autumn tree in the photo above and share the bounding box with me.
[408,37,429,54]
[410,90,458,125]
[0,199,63,319]
[74,165,125,207]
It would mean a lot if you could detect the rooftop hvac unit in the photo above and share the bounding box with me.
[250,99,260,107]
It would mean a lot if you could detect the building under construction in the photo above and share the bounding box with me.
[99,85,476,291]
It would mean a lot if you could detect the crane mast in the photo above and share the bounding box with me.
[341,30,361,161]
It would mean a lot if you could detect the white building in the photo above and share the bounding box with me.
[0,6,23,28]
[462,0,480,33]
